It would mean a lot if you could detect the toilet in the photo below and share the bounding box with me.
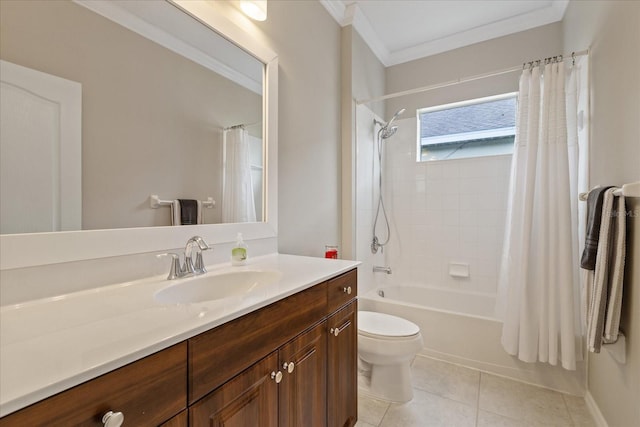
[357,311,423,402]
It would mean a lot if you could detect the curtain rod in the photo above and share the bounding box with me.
[223,121,261,131]
[356,49,589,106]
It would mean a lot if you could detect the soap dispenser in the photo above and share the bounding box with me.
[231,232,248,266]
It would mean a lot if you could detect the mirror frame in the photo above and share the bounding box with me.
[0,0,278,270]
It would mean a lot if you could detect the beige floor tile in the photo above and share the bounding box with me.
[479,373,573,426]
[355,421,378,427]
[563,394,597,427]
[358,393,391,426]
[379,388,476,427]
[477,410,531,427]
[411,355,480,405]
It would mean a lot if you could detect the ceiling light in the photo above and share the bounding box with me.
[240,0,267,21]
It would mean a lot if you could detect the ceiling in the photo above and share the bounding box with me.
[319,0,569,66]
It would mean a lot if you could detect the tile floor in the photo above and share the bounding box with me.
[356,355,597,427]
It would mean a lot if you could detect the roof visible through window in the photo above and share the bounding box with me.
[418,93,516,161]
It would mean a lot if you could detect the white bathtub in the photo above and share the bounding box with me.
[358,285,586,395]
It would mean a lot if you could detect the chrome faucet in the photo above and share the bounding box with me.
[373,265,392,274]
[157,236,210,280]
[184,236,210,275]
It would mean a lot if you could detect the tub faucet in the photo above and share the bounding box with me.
[184,236,210,275]
[373,265,392,274]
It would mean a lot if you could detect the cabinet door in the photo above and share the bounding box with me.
[278,321,327,427]
[189,352,278,427]
[327,300,357,427]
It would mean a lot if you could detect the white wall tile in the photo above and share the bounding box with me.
[357,113,511,295]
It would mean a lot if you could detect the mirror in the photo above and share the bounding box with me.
[0,0,278,270]
[0,0,265,234]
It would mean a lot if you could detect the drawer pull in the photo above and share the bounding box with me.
[271,370,283,383]
[283,361,295,374]
[330,320,351,337]
[102,411,124,427]
[342,286,352,295]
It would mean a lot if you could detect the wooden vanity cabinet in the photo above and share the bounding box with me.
[0,268,358,427]
[189,268,358,427]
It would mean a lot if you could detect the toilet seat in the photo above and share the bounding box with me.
[358,311,420,339]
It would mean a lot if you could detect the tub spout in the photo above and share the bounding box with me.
[373,266,392,274]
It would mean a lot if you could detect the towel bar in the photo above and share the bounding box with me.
[149,195,215,209]
[578,181,640,201]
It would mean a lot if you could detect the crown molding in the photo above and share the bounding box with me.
[344,3,390,65]
[388,0,570,65]
[320,0,570,67]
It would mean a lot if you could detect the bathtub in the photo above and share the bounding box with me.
[358,285,586,395]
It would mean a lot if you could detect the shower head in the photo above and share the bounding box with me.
[376,108,405,139]
[380,125,398,139]
[386,108,405,129]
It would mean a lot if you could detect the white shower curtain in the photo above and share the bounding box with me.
[222,127,257,223]
[495,58,589,370]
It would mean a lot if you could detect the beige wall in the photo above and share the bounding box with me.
[351,29,386,119]
[386,23,562,119]
[0,0,261,230]
[563,1,640,425]
[254,0,342,257]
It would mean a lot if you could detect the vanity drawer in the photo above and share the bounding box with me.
[188,282,327,404]
[327,269,357,313]
[0,343,187,427]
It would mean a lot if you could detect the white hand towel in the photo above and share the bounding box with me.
[171,200,181,226]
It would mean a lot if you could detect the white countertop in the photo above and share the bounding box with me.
[0,253,359,417]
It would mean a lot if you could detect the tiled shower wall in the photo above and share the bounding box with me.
[380,116,513,294]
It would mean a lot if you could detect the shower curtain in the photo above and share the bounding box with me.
[496,57,589,370]
[222,127,257,223]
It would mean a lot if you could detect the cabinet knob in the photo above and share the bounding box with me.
[342,286,352,295]
[271,370,283,383]
[102,411,124,427]
[330,327,340,337]
[283,361,295,374]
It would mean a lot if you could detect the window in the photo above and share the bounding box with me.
[417,93,517,161]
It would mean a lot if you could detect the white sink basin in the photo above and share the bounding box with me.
[154,270,282,304]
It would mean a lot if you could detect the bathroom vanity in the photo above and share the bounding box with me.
[0,256,358,426]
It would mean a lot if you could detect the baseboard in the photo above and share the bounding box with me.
[585,390,609,427]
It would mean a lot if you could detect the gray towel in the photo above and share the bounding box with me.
[586,189,626,353]
[178,199,198,225]
[171,199,203,225]
[580,186,614,270]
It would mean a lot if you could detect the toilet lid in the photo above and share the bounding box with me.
[358,311,420,338]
